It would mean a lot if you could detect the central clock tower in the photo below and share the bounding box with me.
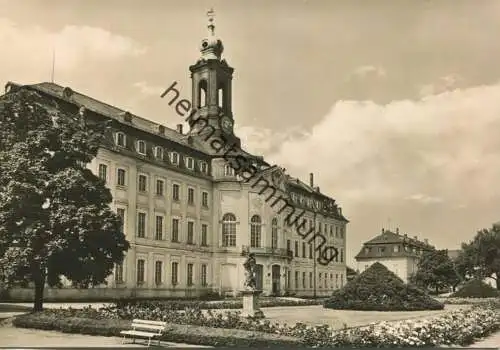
[189,9,239,145]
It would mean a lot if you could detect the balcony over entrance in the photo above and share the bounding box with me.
[242,245,293,260]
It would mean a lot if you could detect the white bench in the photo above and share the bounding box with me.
[120,319,167,347]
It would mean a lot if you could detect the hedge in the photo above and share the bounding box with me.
[451,279,500,298]
[114,297,321,310]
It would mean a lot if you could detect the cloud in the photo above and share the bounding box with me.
[406,194,443,204]
[264,82,500,207]
[0,18,146,82]
[350,65,387,79]
[133,81,166,97]
[419,74,463,97]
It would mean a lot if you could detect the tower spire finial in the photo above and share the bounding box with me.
[207,8,215,36]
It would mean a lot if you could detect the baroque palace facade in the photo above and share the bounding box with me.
[5,16,348,300]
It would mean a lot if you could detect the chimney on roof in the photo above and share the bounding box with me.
[176,124,183,134]
[396,227,399,234]
[309,173,314,187]
[382,228,385,233]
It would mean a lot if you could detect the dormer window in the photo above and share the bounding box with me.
[115,132,126,147]
[154,146,163,159]
[224,164,235,177]
[170,152,179,165]
[185,157,194,170]
[199,161,208,174]
[136,140,146,155]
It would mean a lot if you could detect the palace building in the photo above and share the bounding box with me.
[4,13,348,300]
[355,228,434,283]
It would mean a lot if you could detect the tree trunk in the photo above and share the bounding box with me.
[435,286,438,295]
[33,266,46,312]
[496,277,500,291]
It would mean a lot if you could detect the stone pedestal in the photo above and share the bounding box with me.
[240,289,265,319]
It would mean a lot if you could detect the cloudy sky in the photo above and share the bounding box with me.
[2,0,500,266]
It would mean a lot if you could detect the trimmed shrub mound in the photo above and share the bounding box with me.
[451,279,500,298]
[323,262,444,311]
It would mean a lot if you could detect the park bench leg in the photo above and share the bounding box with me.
[147,337,151,347]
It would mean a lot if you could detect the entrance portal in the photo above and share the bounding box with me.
[271,265,281,295]
[255,264,264,290]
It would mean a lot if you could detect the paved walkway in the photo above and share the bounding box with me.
[0,326,212,348]
[468,330,500,348]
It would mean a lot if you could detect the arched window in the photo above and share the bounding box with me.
[250,215,262,248]
[271,217,278,249]
[222,213,237,247]
[218,86,224,109]
[224,164,235,177]
[198,80,207,108]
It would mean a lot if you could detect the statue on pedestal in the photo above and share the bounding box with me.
[243,253,257,291]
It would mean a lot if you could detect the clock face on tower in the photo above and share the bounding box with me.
[220,116,233,133]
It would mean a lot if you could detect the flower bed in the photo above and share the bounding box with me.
[114,297,321,310]
[12,311,305,348]
[441,297,500,307]
[13,304,500,347]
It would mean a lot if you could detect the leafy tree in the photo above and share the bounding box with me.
[459,226,500,290]
[0,89,130,311]
[412,249,459,294]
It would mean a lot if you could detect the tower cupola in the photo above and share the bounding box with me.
[200,8,224,60]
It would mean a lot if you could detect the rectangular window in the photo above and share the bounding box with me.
[170,152,179,165]
[156,179,164,196]
[393,245,400,252]
[172,184,180,201]
[309,243,313,259]
[294,241,299,257]
[202,192,209,207]
[138,175,147,192]
[294,271,299,289]
[319,273,322,288]
[200,161,208,174]
[201,224,208,246]
[116,132,126,147]
[187,221,194,244]
[340,227,344,239]
[137,212,146,238]
[302,271,306,288]
[309,272,313,288]
[302,242,306,258]
[155,261,162,285]
[172,218,179,242]
[340,248,344,263]
[137,140,146,155]
[171,262,178,285]
[287,240,291,254]
[185,157,194,170]
[136,259,145,283]
[115,263,123,282]
[155,215,163,240]
[98,164,107,182]
[117,168,126,186]
[187,188,195,205]
[117,208,125,234]
[187,263,194,286]
[340,274,344,287]
[201,264,207,287]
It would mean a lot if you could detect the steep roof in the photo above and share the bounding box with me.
[4,81,346,218]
